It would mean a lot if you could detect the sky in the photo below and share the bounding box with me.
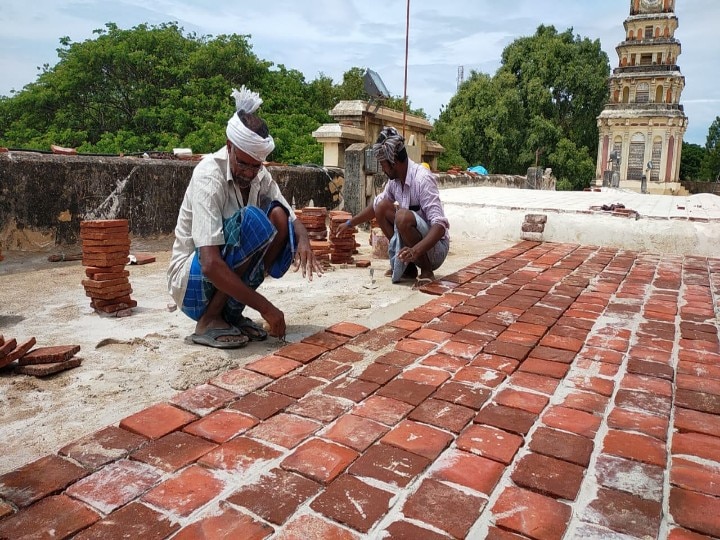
[0,0,718,145]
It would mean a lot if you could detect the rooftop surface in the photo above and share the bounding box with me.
[0,187,719,539]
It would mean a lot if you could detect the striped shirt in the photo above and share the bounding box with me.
[373,159,450,242]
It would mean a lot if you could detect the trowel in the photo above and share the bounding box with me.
[363,268,378,289]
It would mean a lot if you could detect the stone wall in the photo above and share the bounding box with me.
[0,151,343,247]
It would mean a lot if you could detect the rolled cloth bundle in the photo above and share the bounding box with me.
[226,86,275,161]
[372,126,405,165]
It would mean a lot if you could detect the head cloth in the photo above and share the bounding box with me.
[372,126,405,166]
[226,86,275,161]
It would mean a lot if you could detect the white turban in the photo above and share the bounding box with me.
[226,86,275,162]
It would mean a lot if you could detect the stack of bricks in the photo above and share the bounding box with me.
[80,219,137,315]
[296,207,331,265]
[328,210,358,265]
[0,337,81,377]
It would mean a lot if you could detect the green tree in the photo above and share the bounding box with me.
[680,142,705,181]
[430,25,609,188]
[699,116,720,182]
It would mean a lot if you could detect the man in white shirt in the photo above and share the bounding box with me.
[167,87,323,348]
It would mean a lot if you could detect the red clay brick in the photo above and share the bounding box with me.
[348,443,430,488]
[323,346,365,363]
[351,395,414,426]
[628,358,675,380]
[496,330,541,347]
[583,486,662,538]
[595,454,664,501]
[380,420,453,460]
[615,388,672,416]
[326,321,369,338]
[395,338,437,356]
[400,366,451,387]
[198,436,282,471]
[495,388,550,414]
[245,354,302,378]
[275,514,360,540]
[620,373,673,397]
[433,381,491,410]
[300,358,353,380]
[266,374,325,399]
[432,449,505,495]
[59,425,147,469]
[130,431,217,472]
[403,478,486,539]
[675,408,720,438]
[512,453,585,500]
[542,405,601,439]
[456,424,523,465]
[0,454,88,507]
[351,326,412,351]
[245,411,320,448]
[608,408,669,441]
[274,342,328,363]
[119,402,198,440]
[667,527,718,540]
[409,398,475,433]
[562,390,610,415]
[0,495,99,539]
[454,365,506,388]
[673,432,720,463]
[671,457,720,498]
[302,330,350,350]
[15,356,83,376]
[142,464,223,517]
[492,486,571,540]
[375,349,418,367]
[603,429,667,467]
[420,353,470,374]
[310,474,393,533]
[229,390,296,420]
[0,337,35,368]
[509,372,561,395]
[675,389,720,415]
[322,414,388,452]
[438,340,484,359]
[383,520,452,540]
[376,378,436,406]
[482,340,533,361]
[282,438,359,483]
[520,357,571,379]
[16,344,80,365]
[183,409,257,443]
[324,377,379,402]
[66,460,162,513]
[358,362,402,385]
[474,403,538,436]
[529,426,594,467]
[568,374,615,397]
[173,506,273,540]
[169,383,236,415]
[73,501,179,540]
[227,467,322,525]
[389,317,424,331]
[210,367,273,395]
[470,353,519,374]
[286,394,350,422]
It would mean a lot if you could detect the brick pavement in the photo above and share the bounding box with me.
[1,241,719,539]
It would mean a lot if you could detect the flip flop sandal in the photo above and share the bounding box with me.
[190,326,249,349]
[235,316,269,341]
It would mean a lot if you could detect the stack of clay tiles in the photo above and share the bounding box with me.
[80,219,137,315]
[0,335,81,377]
[296,207,331,265]
[328,210,359,265]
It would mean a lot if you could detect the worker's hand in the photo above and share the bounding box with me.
[293,242,324,281]
[335,220,352,238]
[260,304,286,338]
[398,246,419,263]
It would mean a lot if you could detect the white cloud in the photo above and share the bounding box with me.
[1,0,717,144]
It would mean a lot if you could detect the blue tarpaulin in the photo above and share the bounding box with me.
[468,165,488,175]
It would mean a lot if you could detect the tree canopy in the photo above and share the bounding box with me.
[0,22,423,164]
[430,25,609,190]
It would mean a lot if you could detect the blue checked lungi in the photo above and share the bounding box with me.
[181,203,295,324]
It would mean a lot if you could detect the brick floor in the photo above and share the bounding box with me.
[1,241,720,539]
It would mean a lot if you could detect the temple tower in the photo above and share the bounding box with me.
[596,0,688,194]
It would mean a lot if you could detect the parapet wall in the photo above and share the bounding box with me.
[0,151,531,250]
